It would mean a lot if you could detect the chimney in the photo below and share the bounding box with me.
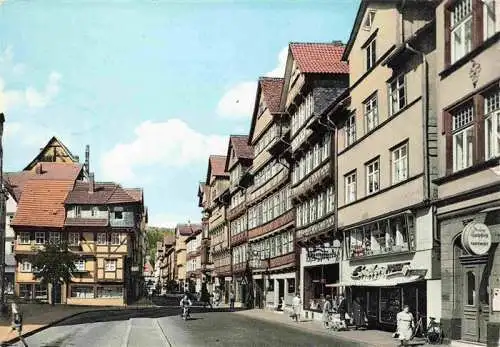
[35,163,43,175]
[85,145,90,176]
[89,172,95,194]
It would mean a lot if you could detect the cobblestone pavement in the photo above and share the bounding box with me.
[10,309,389,347]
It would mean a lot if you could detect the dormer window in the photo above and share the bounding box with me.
[363,10,376,30]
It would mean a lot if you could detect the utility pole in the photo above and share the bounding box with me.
[0,113,6,308]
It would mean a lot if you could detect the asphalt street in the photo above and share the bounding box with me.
[10,308,367,347]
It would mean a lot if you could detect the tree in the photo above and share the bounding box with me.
[30,241,78,305]
[145,227,174,264]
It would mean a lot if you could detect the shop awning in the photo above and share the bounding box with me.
[325,274,424,288]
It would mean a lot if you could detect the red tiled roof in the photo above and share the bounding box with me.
[65,181,140,205]
[260,77,283,114]
[4,163,83,201]
[12,179,75,228]
[230,135,253,160]
[164,234,175,246]
[124,188,143,202]
[290,43,349,74]
[209,155,228,177]
[176,223,202,236]
[64,218,108,227]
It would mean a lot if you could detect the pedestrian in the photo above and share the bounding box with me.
[322,295,332,329]
[291,293,301,322]
[229,290,235,311]
[352,294,367,329]
[396,305,414,346]
[9,302,28,347]
[337,294,347,323]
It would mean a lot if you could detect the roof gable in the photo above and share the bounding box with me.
[24,136,79,171]
[290,43,348,74]
[65,181,141,205]
[248,77,284,145]
[224,135,253,171]
[205,155,228,184]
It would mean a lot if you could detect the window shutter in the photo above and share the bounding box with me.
[444,7,451,67]
[444,111,453,175]
[474,94,485,163]
[472,0,484,47]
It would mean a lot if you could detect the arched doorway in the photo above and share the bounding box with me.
[453,233,492,344]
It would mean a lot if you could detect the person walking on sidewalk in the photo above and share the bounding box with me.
[291,293,301,322]
[396,305,414,346]
[322,295,333,329]
[229,290,235,311]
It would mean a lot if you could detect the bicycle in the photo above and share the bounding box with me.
[412,316,443,345]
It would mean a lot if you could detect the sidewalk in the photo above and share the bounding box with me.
[0,300,158,344]
[235,309,448,347]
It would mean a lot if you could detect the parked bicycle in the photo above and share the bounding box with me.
[412,316,443,345]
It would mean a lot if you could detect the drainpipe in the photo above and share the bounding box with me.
[405,43,430,202]
[400,0,407,44]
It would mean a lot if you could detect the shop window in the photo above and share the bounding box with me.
[97,286,123,298]
[267,280,274,292]
[19,284,32,299]
[347,214,415,259]
[380,287,402,325]
[466,271,476,306]
[34,284,48,300]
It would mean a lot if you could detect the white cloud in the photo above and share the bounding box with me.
[148,212,199,228]
[100,118,227,182]
[216,81,257,119]
[216,46,288,120]
[0,47,62,113]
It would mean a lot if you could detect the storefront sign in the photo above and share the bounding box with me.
[462,222,492,256]
[305,241,341,263]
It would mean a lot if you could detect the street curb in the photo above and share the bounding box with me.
[1,305,160,346]
[233,311,386,347]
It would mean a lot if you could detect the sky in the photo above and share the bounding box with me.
[0,0,359,228]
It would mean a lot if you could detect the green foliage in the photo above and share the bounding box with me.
[146,226,174,264]
[30,242,78,287]
[200,281,210,303]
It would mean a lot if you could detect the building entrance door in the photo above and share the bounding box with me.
[462,263,489,344]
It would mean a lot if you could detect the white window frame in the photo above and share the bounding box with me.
[450,0,473,64]
[35,232,45,245]
[105,259,117,272]
[365,37,376,70]
[363,10,376,30]
[364,93,378,133]
[326,186,335,213]
[49,232,61,244]
[389,74,406,116]
[485,89,500,159]
[483,0,497,40]
[19,232,30,245]
[345,114,356,146]
[74,260,86,272]
[452,104,475,172]
[97,233,108,245]
[21,260,32,273]
[69,232,80,246]
[392,143,409,184]
[110,233,120,246]
[345,172,357,204]
[366,159,380,195]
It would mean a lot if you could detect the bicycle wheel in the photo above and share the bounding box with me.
[426,327,442,344]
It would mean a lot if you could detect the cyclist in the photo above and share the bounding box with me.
[180,294,193,318]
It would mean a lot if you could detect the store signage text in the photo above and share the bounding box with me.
[462,222,492,256]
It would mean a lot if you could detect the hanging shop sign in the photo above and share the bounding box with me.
[462,222,492,256]
[305,241,341,263]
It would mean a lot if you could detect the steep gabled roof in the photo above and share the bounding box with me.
[176,223,202,237]
[4,163,83,202]
[164,233,175,246]
[224,135,253,171]
[290,42,349,74]
[12,179,76,228]
[65,181,140,205]
[205,155,228,184]
[248,77,284,145]
[23,136,79,171]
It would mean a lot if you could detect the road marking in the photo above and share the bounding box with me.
[154,319,172,347]
[120,319,132,347]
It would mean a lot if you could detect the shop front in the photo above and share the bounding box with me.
[439,208,500,346]
[299,240,341,321]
